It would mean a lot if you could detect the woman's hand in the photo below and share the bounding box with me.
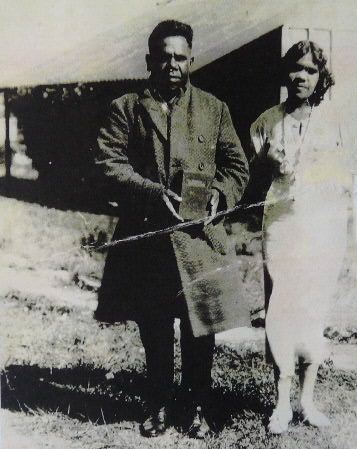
[266,139,285,165]
[266,139,294,178]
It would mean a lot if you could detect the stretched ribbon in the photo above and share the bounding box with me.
[88,198,270,251]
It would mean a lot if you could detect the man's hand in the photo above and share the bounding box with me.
[205,188,220,225]
[162,189,183,222]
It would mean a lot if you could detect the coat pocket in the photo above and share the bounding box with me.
[179,171,212,220]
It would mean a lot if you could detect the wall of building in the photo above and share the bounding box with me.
[192,27,282,161]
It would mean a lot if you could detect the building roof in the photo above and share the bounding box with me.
[4,0,357,89]
[0,0,299,88]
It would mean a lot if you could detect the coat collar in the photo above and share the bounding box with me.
[139,82,191,140]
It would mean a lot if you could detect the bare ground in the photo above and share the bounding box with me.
[1,196,357,449]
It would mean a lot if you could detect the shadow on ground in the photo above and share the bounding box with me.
[1,362,273,429]
[0,177,118,216]
[1,364,145,424]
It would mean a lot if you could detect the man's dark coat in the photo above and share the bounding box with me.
[94,83,250,337]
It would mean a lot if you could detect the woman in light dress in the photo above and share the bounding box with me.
[250,41,352,434]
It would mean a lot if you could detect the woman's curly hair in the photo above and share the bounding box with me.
[282,40,335,106]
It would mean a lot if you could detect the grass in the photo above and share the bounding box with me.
[1,196,357,448]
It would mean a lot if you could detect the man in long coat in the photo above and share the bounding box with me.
[94,20,249,438]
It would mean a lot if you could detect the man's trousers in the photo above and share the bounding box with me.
[138,307,215,410]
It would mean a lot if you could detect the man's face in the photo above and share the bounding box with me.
[147,35,193,91]
[286,51,319,101]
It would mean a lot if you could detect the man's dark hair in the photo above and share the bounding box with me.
[148,20,193,53]
[282,40,335,106]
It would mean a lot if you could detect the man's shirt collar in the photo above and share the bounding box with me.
[147,80,191,114]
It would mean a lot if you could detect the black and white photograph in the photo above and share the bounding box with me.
[1,1,357,448]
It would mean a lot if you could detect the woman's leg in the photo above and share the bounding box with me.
[298,358,330,427]
[266,296,294,434]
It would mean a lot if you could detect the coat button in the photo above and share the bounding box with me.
[198,135,204,143]
[198,162,205,171]
[172,159,181,168]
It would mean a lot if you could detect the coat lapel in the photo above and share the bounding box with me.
[169,86,190,178]
[139,89,167,141]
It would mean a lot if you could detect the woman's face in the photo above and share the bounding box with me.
[286,51,319,102]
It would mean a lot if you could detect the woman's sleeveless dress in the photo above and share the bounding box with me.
[251,102,351,376]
